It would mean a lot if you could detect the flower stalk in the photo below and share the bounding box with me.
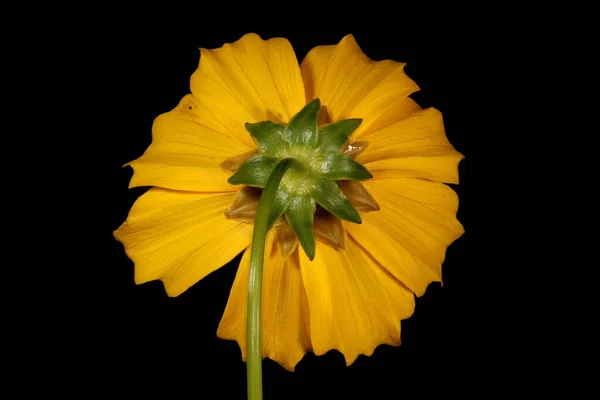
[247,158,295,400]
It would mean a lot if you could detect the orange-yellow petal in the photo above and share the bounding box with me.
[298,238,415,365]
[191,33,306,143]
[345,178,464,296]
[301,34,420,138]
[114,188,252,297]
[217,231,311,371]
[355,107,463,184]
[127,95,253,191]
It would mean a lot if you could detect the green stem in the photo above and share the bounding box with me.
[247,158,294,400]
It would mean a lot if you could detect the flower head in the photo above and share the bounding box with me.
[114,33,464,371]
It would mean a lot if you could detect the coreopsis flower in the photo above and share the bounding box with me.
[114,33,464,372]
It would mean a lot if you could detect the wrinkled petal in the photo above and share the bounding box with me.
[355,107,463,184]
[299,238,415,365]
[217,231,312,371]
[191,33,306,146]
[301,34,420,138]
[345,178,464,296]
[114,188,252,296]
[127,95,253,191]
[364,155,463,184]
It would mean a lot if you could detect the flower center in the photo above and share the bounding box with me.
[222,99,379,260]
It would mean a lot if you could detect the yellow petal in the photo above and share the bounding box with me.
[356,107,463,184]
[114,188,252,297]
[363,155,463,184]
[127,95,253,191]
[345,178,464,296]
[299,238,415,365]
[191,33,306,140]
[217,231,311,371]
[301,34,421,138]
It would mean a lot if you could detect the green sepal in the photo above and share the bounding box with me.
[319,153,373,181]
[286,194,317,260]
[286,99,320,146]
[227,155,278,187]
[317,118,362,152]
[245,121,287,155]
[311,179,361,224]
[266,185,292,230]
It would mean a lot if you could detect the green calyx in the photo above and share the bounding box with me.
[227,98,371,260]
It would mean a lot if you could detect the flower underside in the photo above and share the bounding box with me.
[222,98,380,260]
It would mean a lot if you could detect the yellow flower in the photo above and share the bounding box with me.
[114,33,464,372]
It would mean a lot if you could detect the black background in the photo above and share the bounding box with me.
[99,28,473,398]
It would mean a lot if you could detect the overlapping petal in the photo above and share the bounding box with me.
[345,178,464,296]
[301,34,421,138]
[355,107,463,184]
[114,188,252,296]
[217,231,312,371]
[191,33,306,140]
[127,95,253,192]
[129,33,307,192]
[298,238,415,365]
